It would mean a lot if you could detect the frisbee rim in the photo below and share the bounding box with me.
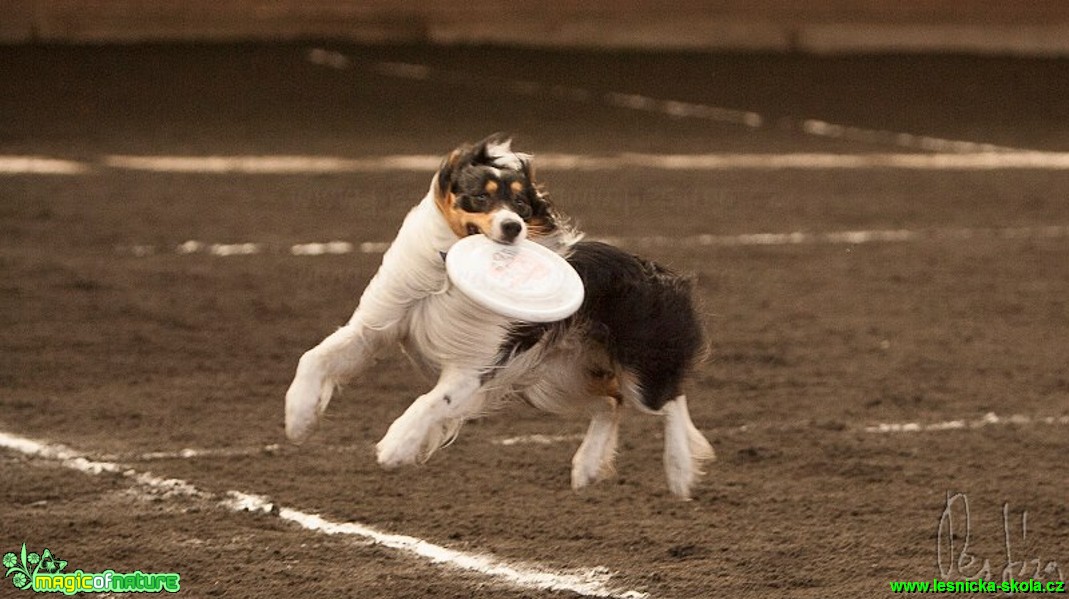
[445,236,584,323]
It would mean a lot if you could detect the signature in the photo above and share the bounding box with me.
[937,491,1064,585]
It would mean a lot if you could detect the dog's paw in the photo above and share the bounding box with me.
[375,437,421,469]
[571,451,615,491]
[284,373,331,444]
[375,416,426,469]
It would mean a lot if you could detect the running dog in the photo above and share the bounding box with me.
[285,135,714,498]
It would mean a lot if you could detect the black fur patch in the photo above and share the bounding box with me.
[566,242,704,411]
[488,242,704,411]
[489,321,555,376]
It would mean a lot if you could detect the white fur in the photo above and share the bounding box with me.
[571,401,621,490]
[484,138,531,171]
[489,209,527,243]
[661,395,716,500]
[285,171,713,498]
[286,181,510,454]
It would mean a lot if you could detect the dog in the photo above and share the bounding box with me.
[285,135,715,498]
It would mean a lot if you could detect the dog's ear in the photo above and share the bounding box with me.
[436,147,466,199]
[436,134,518,198]
[470,138,492,166]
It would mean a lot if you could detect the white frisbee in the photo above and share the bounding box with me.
[445,235,585,322]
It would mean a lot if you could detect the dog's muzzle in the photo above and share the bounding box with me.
[491,211,527,244]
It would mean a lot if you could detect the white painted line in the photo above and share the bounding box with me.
[0,432,206,498]
[0,430,646,599]
[864,412,1069,434]
[0,156,90,175]
[493,434,585,447]
[799,120,1009,154]
[98,152,1069,174]
[113,226,1069,260]
[270,503,640,598]
[209,243,262,257]
[603,92,763,128]
[359,241,393,254]
[10,152,1069,177]
[613,152,1069,170]
[176,240,204,254]
[305,48,350,69]
[103,154,441,174]
[291,241,355,256]
[599,225,1069,249]
[357,56,1026,153]
[98,444,284,462]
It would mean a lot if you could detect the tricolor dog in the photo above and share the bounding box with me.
[285,135,714,498]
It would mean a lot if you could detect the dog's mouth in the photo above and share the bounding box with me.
[472,216,525,245]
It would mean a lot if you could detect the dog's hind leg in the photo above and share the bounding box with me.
[375,368,484,468]
[662,394,715,499]
[285,319,395,443]
[571,398,622,491]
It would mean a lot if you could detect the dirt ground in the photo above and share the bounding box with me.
[1,45,1067,598]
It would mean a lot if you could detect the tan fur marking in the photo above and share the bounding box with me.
[510,181,523,195]
[434,180,506,238]
[587,371,622,400]
[526,217,553,239]
[458,210,497,237]
[484,180,499,194]
[434,189,464,237]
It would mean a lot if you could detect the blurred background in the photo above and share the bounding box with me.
[4,0,1069,55]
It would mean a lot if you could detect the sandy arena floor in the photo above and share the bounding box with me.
[1,45,1067,597]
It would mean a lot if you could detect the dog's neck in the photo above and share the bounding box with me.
[412,189,461,261]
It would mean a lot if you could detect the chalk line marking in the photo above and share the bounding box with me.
[113,226,1069,259]
[495,412,1069,446]
[0,156,90,175]
[864,412,1069,434]
[100,151,1069,174]
[0,430,646,599]
[307,51,1023,153]
[97,444,285,462]
[291,241,356,256]
[493,434,586,447]
[102,154,442,174]
[92,410,1069,463]
[492,413,1069,445]
[10,151,1069,177]
[798,120,1008,154]
[601,225,1069,249]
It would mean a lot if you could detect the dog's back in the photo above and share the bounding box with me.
[566,241,705,412]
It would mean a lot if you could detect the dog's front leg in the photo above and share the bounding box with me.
[376,368,483,469]
[285,317,395,443]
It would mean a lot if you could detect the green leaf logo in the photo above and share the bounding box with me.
[37,549,66,575]
[3,543,65,590]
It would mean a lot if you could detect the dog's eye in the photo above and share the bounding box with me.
[513,201,532,218]
[459,194,491,212]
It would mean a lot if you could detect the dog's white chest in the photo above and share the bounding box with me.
[400,283,512,372]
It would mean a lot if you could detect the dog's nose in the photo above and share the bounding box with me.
[501,220,522,242]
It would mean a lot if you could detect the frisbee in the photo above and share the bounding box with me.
[445,235,585,323]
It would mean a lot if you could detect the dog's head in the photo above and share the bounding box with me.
[433,135,558,245]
